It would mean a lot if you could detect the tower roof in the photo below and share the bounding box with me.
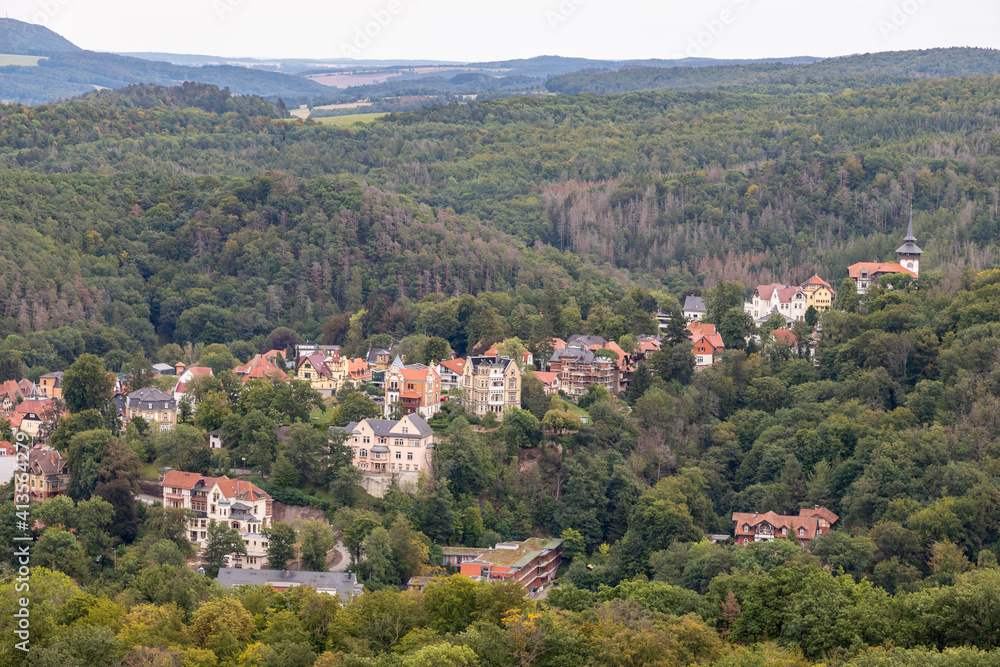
[896,210,923,256]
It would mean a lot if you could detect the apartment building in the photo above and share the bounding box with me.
[460,356,521,419]
[335,414,435,475]
[161,470,273,569]
[408,537,564,593]
[384,359,441,419]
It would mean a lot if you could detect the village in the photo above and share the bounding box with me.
[2,223,924,595]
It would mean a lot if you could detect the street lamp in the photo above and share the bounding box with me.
[241,456,246,473]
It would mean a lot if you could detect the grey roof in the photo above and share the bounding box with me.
[683,295,707,313]
[566,334,607,348]
[370,445,390,452]
[336,415,434,439]
[367,348,391,363]
[755,305,794,326]
[127,386,176,410]
[468,355,514,373]
[216,569,363,601]
[550,347,596,364]
[896,213,923,256]
[152,363,175,374]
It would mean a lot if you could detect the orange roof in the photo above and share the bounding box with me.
[213,477,270,501]
[162,470,219,490]
[533,371,560,385]
[732,511,822,540]
[802,274,833,290]
[637,340,661,353]
[589,341,629,369]
[692,332,725,350]
[348,358,371,377]
[262,349,286,359]
[771,329,798,345]
[847,262,915,279]
[185,366,213,377]
[754,284,805,303]
[0,380,22,399]
[547,338,567,351]
[6,414,23,428]
[234,354,289,382]
[15,399,56,414]
[687,321,717,336]
[393,366,440,383]
[799,505,839,524]
[399,391,421,399]
[0,441,14,456]
[439,358,466,375]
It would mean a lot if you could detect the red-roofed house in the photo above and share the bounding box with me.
[0,441,17,485]
[434,358,466,391]
[385,359,441,419]
[801,275,836,312]
[848,262,916,295]
[0,380,24,412]
[234,353,289,382]
[347,357,371,385]
[172,366,214,405]
[732,505,839,547]
[691,331,725,369]
[27,447,70,502]
[296,351,348,398]
[771,329,799,346]
[162,470,273,570]
[532,371,561,395]
[745,284,808,322]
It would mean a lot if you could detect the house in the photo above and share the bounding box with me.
[532,371,561,395]
[346,357,371,386]
[295,343,342,359]
[334,414,435,475]
[126,387,177,432]
[848,217,922,295]
[483,343,534,369]
[0,380,24,412]
[13,399,61,441]
[217,569,363,601]
[549,339,618,397]
[744,284,808,322]
[731,506,839,547]
[366,348,393,371]
[26,447,70,502]
[635,337,662,360]
[801,275,836,312]
[412,537,564,593]
[691,330,725,369]
[771,329,800,346]
[384,358,441,419]
[172,366,213,406]
[152,363,175,376]
[208,428,223,450]
[0,441,17,485]
[233,353,288,382]
[434,358,466,392]
[683,295,708,321]
[37,371,63,399]
[296,352,345,399]
[461,356,522,419]
[162,470,273,569]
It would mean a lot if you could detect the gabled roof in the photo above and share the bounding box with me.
[533,371,560,385]
[128,386,174,403]
[799,505,839,524]
[0,380,23,401]
[162,470,217,490]
[297,353,331,377]
[686,321,716,335]
[567,334,607,348]
[802,274,833,290]
[213,477,271,502]
[755,284,805,303]
[469,355,516,371]
[29,447,67,476]
[692,332,724,350]
[347,358,371,377]
[367,348,391,363]
[549,347,595,364]
[339,415,434,439]
[234,354,289,381]
[771,329,798,345]
[683,295,707,313]
[755,305,794,326]
[15,399,54,414]
[847,262,916,279]
[438,358,466,375]
[390,365,439,383]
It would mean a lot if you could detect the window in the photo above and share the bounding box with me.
[394,439,403,446]
[407,452,413,460]
[359,449,368,457]
[798,528,805,536]
[363,436,370,444]
[781,527,787,535]
[409,439,418,447]
[402,426,408,434]
[395,452,402,459]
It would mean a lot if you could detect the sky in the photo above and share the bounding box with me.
[5,0,998,62]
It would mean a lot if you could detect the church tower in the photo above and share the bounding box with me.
[896,210,923,276]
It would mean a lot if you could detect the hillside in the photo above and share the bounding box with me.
[0,19,332,104]
[547,47,1000,94]
[0,17,79,54]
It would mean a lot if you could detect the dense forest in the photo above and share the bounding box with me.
[4,51,1000,666]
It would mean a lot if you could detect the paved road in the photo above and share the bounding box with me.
[328,541,352,572]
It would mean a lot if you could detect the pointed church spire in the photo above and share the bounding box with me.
[904,207,916,242]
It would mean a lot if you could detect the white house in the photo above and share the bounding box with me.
[744,284,808,322]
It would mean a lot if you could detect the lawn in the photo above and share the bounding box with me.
[309,407,337,425]
[310,112,388,126]
[557,399,591,424]
[0,54,45,67]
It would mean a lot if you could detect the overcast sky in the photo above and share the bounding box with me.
[6,0,997,62]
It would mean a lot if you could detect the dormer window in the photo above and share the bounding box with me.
[798,528,805,536]
[781,527,787,535]
[743,524,749,532]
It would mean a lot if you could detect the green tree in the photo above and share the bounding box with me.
[362,526,396,584]
[502,408,541,451]
[706,281,747,324]
[263,521,297,571]
[560,527,587,559]
[299,519,336,572]
[203,520,247,578]
[62,353,114,414]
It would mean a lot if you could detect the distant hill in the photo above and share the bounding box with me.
[546,47,1000,94]
[0,19,332,105]
[0,18,79,55]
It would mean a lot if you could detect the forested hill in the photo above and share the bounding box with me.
[547,47,1000,94]
[3,74,1000,372]
[0,19,331,105]
[0,17,79,54]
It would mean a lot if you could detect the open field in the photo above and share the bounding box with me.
[311,112,388,126]
[0,54,45,66]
